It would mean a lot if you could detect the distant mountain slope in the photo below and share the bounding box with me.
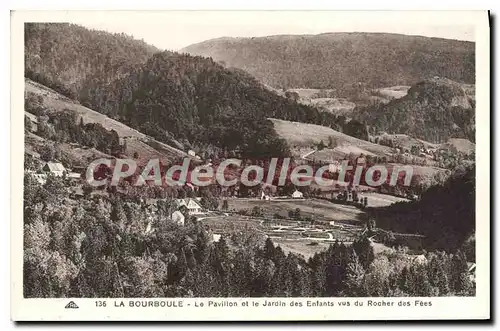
[25,23,160,99]
[25,78,186,164]
[181,33,475,91]
[353,77,476,143]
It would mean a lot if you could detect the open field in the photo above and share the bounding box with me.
[198,208,362,259]
[361,192,410,207]
[269,118,393,157]
[374,133,440,150]
[287,88,334,99]
[308,98,356,115]
[373,86,410,99]
[198,194,413,259]
[26,79,187,164]
[199,215,265,234]
[442,138,475,154]
[226,197,366,223]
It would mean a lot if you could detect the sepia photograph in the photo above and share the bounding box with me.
[10,10,490,321]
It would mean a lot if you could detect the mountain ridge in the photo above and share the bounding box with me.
[181,32,475,91]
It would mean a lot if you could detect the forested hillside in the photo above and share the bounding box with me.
[368,163,475,252]
[182,33,475,92]
[25,23,160,99]
[24,167,474,298]
[353,77,475,143]
[25,23,364,158]
[80,52,361,157]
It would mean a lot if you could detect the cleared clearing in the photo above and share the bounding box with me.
[442,138,475,154]
[373,86,410,99]
[269,118,393,157]
[226,197,366,223]
[25,79,186,163]
[374,133,440,150]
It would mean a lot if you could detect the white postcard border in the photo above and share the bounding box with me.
[10,10,490,321]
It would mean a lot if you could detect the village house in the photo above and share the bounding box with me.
[25,149,41,159]
[43,162,66,177]
[175,198,203,215]
[356,155,366,165]
[33,173,47,185]
[467,262,476,283]
[71,165,87,175]
[260,190,271,201]
[171,210,185,226]
[25,112,38,132]
[412,254,428,265]
[67,172,82,181]
[26,170,48,185]
[328,162,340,174]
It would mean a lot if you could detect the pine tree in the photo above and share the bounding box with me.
[308,253,327,296]
[450,251,473,295]
[194,228,210,265]
[343,250,366,296]
[352,237,375,269]
[263,237,277,261]
[222,199,229,211]
[398,266,410,295]
[252,257,275,297]
[428,254,450,296]
[325,243,342,296]
[410,265,432,296]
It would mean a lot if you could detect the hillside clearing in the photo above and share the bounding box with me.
[25,78,187,163]
[269,118,393,157]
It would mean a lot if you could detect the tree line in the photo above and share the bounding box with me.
[24,169,474,298]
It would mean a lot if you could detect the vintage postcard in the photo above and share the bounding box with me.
[11,10,490,321]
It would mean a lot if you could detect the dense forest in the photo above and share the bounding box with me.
[25,23,159,99]
[368,163,475,252]
[182,33,475,92]
[23,165,474,298]
[80,52,361,157]
[353,77,476,143]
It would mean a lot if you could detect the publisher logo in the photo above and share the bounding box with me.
[65,301,79,309]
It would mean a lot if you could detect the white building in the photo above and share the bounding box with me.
[43,162,66,177]
[26,171,47,185]
[260,191,271,201]
[292,190,304,199]
[67,172,81,180]
[412,254,428,265]
[171,210,185,226]
[175,198,203,215]
[25,112,38,132]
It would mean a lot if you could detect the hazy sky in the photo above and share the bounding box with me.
[72,11,475,51]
